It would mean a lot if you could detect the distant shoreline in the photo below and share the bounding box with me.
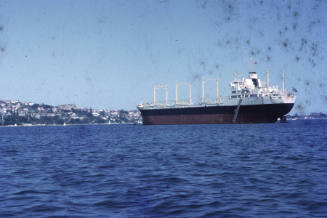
[0,122,140,128]
[0,100,142,126]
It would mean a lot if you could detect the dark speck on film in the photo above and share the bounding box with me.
[295,56,300,62]
[293,11,299,18]
[266,55,271,62]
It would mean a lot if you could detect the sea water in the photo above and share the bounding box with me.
[1,120,327,217]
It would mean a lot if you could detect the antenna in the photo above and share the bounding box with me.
[266,69,270,89]
[234,72,237,81]
[188,82,192,105]
[249,57,253,72]
[201,78,205,104]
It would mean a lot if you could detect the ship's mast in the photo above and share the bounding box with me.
[234,72,237,81]
[188,82,192,105]
[201,78,205,104]
[216,79,219,104]
[175,82,178,105]
[153,84,156,105]
[282,70,285,93]
[266,69,270,89]
[176,81,192,105]
[165,85,168,105]
[154,84,168,105]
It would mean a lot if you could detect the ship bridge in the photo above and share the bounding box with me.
[231,71,276,98]
[227,70,295,106]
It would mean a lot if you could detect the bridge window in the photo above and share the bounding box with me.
[252,79,258,87]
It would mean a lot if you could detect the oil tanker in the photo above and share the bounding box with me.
[137,68,295,125]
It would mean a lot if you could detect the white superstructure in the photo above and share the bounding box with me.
[225,71,296,106]
[138,70,296,110]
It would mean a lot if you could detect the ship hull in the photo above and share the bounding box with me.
[139,103,294,125]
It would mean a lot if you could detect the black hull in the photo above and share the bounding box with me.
[139,103,294,125]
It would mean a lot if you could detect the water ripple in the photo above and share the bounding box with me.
[0,120,327,217]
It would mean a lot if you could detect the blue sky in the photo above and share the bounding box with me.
[0,0,326,113]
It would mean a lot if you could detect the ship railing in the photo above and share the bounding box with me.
[175,98,193,106]
[140,100,176,108]
[202,100,221,105]
[220,95,252,105]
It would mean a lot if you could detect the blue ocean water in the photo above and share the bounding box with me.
[1,120,327,217]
